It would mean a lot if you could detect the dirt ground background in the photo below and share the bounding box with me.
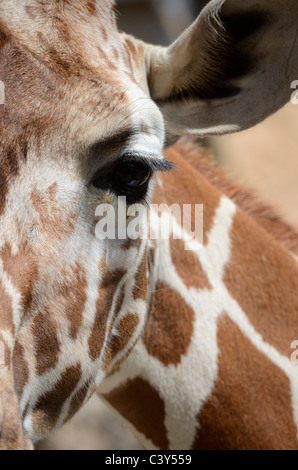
[36,1,298,450]
[211,103,298,231]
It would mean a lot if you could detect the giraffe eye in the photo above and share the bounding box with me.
[91,159,152,203]
[114,161,152,192]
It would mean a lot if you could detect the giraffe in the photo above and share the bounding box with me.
[0,0,298,450]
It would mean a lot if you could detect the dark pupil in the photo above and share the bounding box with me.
[115,162,151,190]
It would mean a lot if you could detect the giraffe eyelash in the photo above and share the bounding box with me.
[90,155,174,204]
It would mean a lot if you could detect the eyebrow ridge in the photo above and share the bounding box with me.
[92,128,136,155]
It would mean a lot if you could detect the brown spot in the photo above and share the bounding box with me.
[13,340,29,398]
[170,237,212,289]
[61,0,97,15]
[112,47,120,61]
[85,0,97,15]
[121,237,142,251]
[32,310,60,376]
[59,262,88,340]
[123,37,144,73]
[193,315,298,450]
[143,283,194,366]
[25,5,39,19]
[66,380,93,423]
[102,27,108,42]
[103,377,169,449]
[32,364,82,434]
[96,45,110,65]
[0,26,8,47]
[224,210,298,357]
[0,147,19,217]
[176,140,298,255]
[155,147,222,245]
[31,184,76,240]
[0,337,10,369]
[1,243,38,313]
[106,58,117,72]
[0,278,14,334]
[88,264,126,361]
[102,313,139,372]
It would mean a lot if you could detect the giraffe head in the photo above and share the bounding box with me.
[0,0,297,448]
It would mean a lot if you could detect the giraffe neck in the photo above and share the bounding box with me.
[99,142,298,450]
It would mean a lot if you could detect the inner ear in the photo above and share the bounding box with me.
[157,7,273,104]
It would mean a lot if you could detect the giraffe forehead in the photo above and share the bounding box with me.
[0,0,132,86]
[0,0,117,46]
[0,33,163,160]
[0,0,166,166]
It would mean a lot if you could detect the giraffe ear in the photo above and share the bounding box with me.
[147,0,298,140]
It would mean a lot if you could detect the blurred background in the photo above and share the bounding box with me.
[37,0,298,450]
[116,0,208,44]
[117,0,298,232]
